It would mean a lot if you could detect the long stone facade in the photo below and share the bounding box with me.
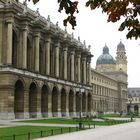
[0,0,128,119]
[0,0,93,119]
[91,69,127,114]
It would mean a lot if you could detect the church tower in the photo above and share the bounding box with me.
[116,41,127,74]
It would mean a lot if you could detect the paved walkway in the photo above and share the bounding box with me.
[34,121,140,140]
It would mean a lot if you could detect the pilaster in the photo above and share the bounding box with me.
[23,89,29,119]
[65,93,69,117]
[57,92,61,117]
[72,92,76,117]
[36,88,41,118]
[48,93,52,117]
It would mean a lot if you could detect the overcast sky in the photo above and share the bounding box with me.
[19,0,140,88]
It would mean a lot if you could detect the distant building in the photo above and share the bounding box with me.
[127,88,140,115]
[91,42,128,114]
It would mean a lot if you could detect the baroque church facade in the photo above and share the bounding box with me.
[91,42,128,114]
[0,0,127,119]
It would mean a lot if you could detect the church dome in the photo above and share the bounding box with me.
[117,41,125,50]
[96,45,116,65]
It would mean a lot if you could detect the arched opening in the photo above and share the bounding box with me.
[69,90,74,116]
[14,80,24,119]
[52,87,58,117]
[29,82,38,118]
[61,88,66,117]
[88,93,92,114]
[12,31,18,67]
[41,85,48,117]
[76,92,81,116]
[134,105,139,116]
[82,92,86,116]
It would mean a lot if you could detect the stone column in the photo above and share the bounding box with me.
[48,93,52,117]
[65,93,69,117]
[88,60,91,85]
[6,20,13,65]
[77,54,81,83]
[23,89,29,119]
[45,38,51,75]
[0,87,15,119]
[55,42,60,77]
[73,92,76,117]
[57,92,61,117]
[37,88,41,118]
[34,32,40,72]
[84,92,88,116]
[70,50,75,81]
[82,57,87,84]
[22,27,28,69]
[63,47,68,80]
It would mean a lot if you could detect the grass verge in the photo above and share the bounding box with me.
[0,125,78,140]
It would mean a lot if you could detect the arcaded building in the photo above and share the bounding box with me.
[0,0,128,119]
[0,0,93,119]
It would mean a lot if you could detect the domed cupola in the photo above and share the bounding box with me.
[117,40,125,50]
[103,45,109,54]
[96,44,116,65]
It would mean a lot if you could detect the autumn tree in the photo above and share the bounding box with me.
[16,0,140,39]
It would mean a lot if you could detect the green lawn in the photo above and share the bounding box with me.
[18,118,129,126]
[0,126,78,140]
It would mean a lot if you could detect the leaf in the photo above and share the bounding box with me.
[33,0,39,4]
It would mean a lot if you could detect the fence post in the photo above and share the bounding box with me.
[28,132,31,140]
[69,127,71,132]
[94,123,95,128]
[51,129,54,135]
[13,134,16,140]
[41,131,43,137]
[89,124,90,129]
[76,126,78,131]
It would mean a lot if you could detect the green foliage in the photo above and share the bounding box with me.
[86,0,140,39]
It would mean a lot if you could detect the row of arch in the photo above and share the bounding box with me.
[127,105,139,115]
[14,80,92,118]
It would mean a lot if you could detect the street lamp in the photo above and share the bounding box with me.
[129,98,133,122]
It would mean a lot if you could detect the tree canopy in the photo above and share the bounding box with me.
[15,0,140,39]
